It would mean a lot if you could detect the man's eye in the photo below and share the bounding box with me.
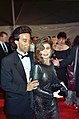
[23,39,27,42]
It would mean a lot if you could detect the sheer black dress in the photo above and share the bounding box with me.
[51,48,71,87]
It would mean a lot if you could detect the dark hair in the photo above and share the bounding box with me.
[35,37,53,64]
[12,26,32,41]
[65,38,71,47]
[72,35,79,47]
[57,32,67,39]
[8,35,17,51]
[0,31,8,37]
[32,36,38,39]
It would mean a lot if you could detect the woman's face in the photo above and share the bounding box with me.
[58,38,66,45]
[40,43,51,59]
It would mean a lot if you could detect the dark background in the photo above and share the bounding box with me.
[0,0,79,26]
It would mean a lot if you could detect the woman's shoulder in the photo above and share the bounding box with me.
[64,45,70,50]
[54,44,70,51]
[34,62,42,69]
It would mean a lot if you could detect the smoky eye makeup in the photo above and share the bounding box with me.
[46,47,50,49]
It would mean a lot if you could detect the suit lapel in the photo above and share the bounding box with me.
[13,51,34,83]
[13,51,34,108]
[13,51,27,83]
[28,51,34,77]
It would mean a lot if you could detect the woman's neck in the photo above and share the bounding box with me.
[55,44,69,51]
[43,58,51,65]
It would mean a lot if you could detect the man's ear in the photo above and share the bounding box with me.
[14,40,18,45]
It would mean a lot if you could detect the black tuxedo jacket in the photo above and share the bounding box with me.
[0,42,11,65]
[0,42,12,85]
[0,43,7,61]
[1,51,34,116]
[0,43,11,84]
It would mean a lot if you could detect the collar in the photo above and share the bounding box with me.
[17,49,28,56]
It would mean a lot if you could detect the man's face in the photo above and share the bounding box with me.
[0,36,3,41]
[15,33,31,53]
[33,37,38,44]
[2,34,8,42]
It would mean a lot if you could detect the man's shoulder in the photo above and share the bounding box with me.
[2,51,17,61]
[28,51,33,55]
[28,51,34,59]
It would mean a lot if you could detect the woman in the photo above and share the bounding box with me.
[32,38,68,119]
[51,32,71,87]
[53,35,79,111]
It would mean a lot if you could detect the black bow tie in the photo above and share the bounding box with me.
[21,54,29,59]
[17,52,29,59]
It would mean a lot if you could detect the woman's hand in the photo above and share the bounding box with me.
[53,90,63,98]
[52,58,60,66]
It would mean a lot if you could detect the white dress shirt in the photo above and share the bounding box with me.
[0,41,8,53]
[17,49,31,83]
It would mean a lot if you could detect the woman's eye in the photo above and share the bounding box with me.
[46,47,50,49]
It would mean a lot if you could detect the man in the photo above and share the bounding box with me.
[30,36,38,53]
[0,31,11,60]
[1,26,39,119]
[0,32,11,87]
[0,31,8,42]
[0,31,12,53]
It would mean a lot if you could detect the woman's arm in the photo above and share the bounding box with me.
[53,47,76,67]
[60,47,76,67]
[51,66,68,97]
[32,64,53,98]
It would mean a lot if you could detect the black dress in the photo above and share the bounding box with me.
[32,63,68,119]
[51,48,71,87]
